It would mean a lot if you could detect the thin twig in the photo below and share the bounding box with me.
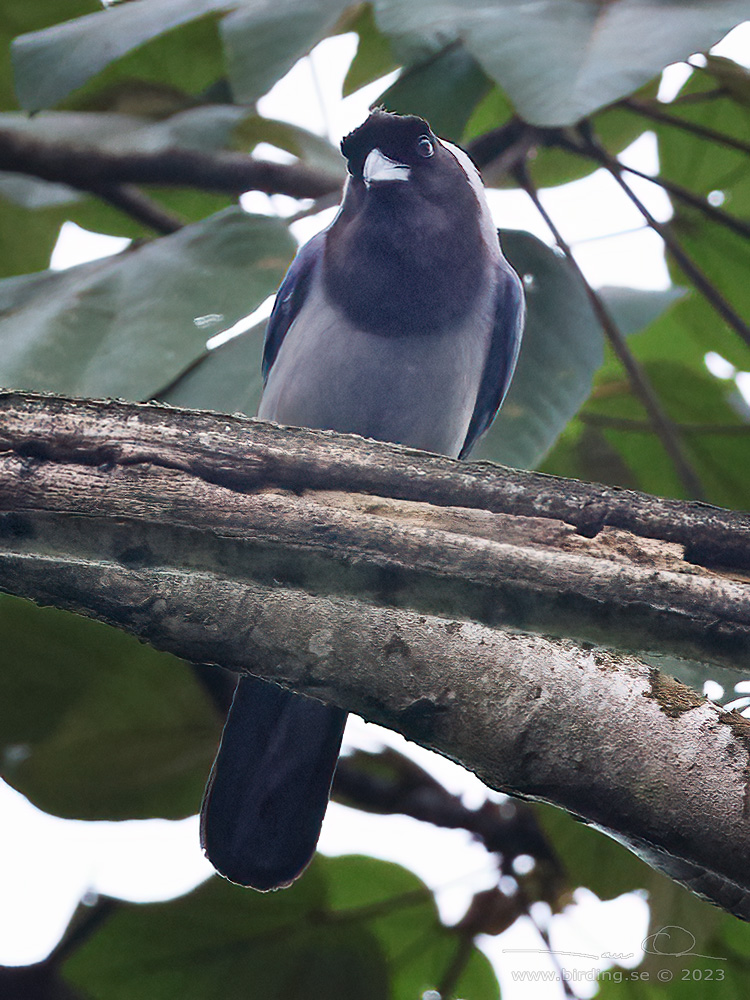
[621,96,750,158]
[47,896,121,965]
[669,87,728,106]
[572,138,750,242]
[438,934,476,999]
[90,183,185,234]
[466,120,536,178]
[526,905,579,1000]
[582,133,750,352]
[581,413,750,435]
[514,163,706,500]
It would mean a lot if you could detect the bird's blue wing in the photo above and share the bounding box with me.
[262,230,327,383]
[459,258,525,459]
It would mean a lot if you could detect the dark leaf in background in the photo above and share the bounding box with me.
[474,230,604,469]
[378,44,492,143]
[341,3,398,97]
[161,320,266,415]
[591,360,750,505]
[220,0,350,105]
[668,207,750,372]
[659,58,750,217]
[11,0,229,110]
[372,0,750,126]
[0,208,294,399]
[476,238,680,470]
[231,115,346,177]
[527,78,660,189]
[63,856,499,1000]
[0,1,99,110]
[0,196,69,278]
[0,596,220,819]
[57,10,229,112]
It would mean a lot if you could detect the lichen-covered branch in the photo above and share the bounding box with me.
[1,390,750,918]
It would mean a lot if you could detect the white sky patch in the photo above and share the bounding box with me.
[712,21,750,66]
[658,63,693,102]
[705,351,737,379]
[485,132,672,290]
[704,679,725,701]
[0,780,213,965]
[484,890,649,1000]
[50,221,130,270]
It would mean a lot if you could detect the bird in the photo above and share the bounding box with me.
[200,108,525,891]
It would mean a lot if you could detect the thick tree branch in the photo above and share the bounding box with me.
[2,392,750,918]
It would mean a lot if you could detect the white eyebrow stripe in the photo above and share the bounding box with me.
[439,138,501,258]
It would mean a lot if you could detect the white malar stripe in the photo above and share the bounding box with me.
[439,139,501,258]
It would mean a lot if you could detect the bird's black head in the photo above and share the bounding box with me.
[341,109,438,181]
[326,109,494,337]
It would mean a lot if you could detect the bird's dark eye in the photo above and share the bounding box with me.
[416,135,434,158]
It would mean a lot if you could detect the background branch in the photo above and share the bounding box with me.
[0,128,342,200]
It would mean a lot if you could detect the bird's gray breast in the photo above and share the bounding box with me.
[257,273,495,459]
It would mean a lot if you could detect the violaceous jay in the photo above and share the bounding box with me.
[200,109,525,891]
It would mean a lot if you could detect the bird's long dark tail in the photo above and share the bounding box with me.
[200,674,347,891]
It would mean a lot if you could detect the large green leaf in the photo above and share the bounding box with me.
[63,856,499,1000]
[372,0,750,126]
[0,195,67,277]
[16,0,750,124]
[0,208,294,399]
[58,8,228,111]
[231,116,345,177]
[0,1,99,110]
[658,57,750,217]
[161,321,266,415]
[0,595,220,820]
[11,0,351,111]
[378,43,492,142]
[475,231,602,469]
[341,3,398,97]
[67,187,236,240]
[325,855,500,999]
[547,360,750,507]
[220,0,350,105]
[463,77,659,191]
[603,276,750,383]
[11,0,230,110]
[666,206,750,372]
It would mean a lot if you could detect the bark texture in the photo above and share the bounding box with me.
[1,390,750,918]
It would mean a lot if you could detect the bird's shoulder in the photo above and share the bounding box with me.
[262,230,327,383]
